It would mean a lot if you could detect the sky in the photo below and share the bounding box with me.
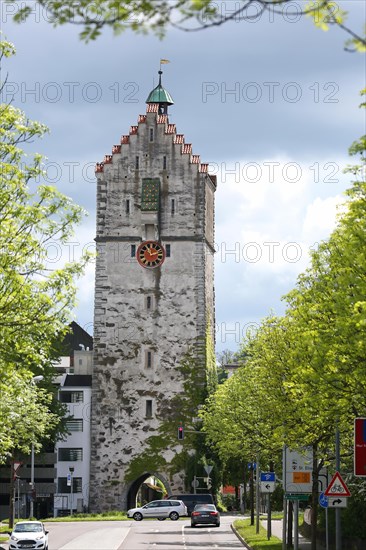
[2,1,365,354]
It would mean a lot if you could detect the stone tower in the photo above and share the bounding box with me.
[90,72,216,512]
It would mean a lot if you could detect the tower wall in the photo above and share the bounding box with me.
[90,103,216,511]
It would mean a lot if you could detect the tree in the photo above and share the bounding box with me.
[8,0,366,48]
[200,100,366,545]
[0,38,91,462]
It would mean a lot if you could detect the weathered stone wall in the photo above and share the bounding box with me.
[90,104,216,511]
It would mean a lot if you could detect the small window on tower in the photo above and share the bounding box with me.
[146,400,153,418]
[146,350,153,369]
[126,199,130,214]
[135,156,139,170]
[149,128,154,142]
[131,244,136,258]
[171,199,175,215]
[166,244,171,257]
[146,296,153,310]
[163,156,167,170]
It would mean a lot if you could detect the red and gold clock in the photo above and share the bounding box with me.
[136,241,165,269]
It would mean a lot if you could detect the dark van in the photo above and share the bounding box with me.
[167,494,214,516]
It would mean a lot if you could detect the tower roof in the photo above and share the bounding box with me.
[146,70,174,107]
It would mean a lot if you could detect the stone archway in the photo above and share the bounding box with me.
[124,471,172,510]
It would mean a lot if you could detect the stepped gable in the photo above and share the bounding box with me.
[95,103,214,180]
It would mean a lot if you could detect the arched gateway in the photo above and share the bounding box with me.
[89,71,216,512]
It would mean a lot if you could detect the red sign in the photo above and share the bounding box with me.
[355,417,366,477]
[324,472,351,497]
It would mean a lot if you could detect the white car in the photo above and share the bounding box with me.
[127,499,187,521]
[8,521,49,550]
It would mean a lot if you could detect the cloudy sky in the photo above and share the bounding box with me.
[2,1,365,353]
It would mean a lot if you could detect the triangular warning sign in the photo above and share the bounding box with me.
[324,471,351,497]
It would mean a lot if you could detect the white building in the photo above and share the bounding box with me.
[54,350,92,516]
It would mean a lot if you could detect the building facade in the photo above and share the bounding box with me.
[54,350,92,516]
[90,74,216,511]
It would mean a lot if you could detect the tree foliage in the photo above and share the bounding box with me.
[201,94,366,473]
[0,39,91,461]
[8,0,366,49]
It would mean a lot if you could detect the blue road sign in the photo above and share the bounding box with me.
[261,472,275,482]
[319,491,328,508]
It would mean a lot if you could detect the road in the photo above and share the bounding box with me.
[2,516,244,550]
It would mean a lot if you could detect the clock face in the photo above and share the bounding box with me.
[136,241,165,269]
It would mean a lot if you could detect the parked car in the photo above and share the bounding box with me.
[167,493,214,516]
[191,503,220,527]
[8,521,49,550]
[127,499,187,521]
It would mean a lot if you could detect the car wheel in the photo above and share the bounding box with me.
[157,517,166,521]
[190,523,196,528]
[169,511,179,521]
[133,512,143,521]
[216,523,220,527]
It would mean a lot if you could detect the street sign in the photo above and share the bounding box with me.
[319,492,328,508]
[260,472,275,493]
[354,417,366,477]
[284,447,313,493]
[67,473,72,487]
[204,465,213,475]
[260,481,275,493]
[324,472,351,497]
[328,497,347,508]
[13,461,23,480]
[191,479,199,488]
[285,494,310,501]
[260,472,275,482]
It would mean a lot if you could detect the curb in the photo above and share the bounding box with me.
[230,522,252,550]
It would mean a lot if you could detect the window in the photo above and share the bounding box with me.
[58,448,83,461]
[149,128,154,142]
[59,391,83,404]
[78,359,82,365]
[165,244,171,257]
[126,199,130,214]
[146,400,152,418]
[171,199,175,215]
[131,244,136,257]
[146,350,153,369]
[135,156,139,169]
[163,156,167,170]
[66,419,83,432]
[146,296,152,310]
[58,477,82,493]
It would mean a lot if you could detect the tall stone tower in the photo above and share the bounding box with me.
[90,72,216,512]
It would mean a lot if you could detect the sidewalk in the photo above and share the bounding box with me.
[261,519,326,550]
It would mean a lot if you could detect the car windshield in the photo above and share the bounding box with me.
[14,523,43,533]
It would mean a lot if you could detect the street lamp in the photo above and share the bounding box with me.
[30,376,44,518]
[69,467,74,516]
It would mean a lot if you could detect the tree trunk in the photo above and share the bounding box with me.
[8,459,15,529]
[250,468,254,525]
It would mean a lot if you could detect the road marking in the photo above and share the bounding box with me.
[182,524,187,550]
[59,527,129,550]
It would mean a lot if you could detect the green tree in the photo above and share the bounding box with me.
[8,0,366,48]
[0,39,91,462]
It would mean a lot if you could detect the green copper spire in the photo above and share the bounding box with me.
[146,70,174,114]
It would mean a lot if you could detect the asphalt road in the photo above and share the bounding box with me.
[2,516,244,550]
